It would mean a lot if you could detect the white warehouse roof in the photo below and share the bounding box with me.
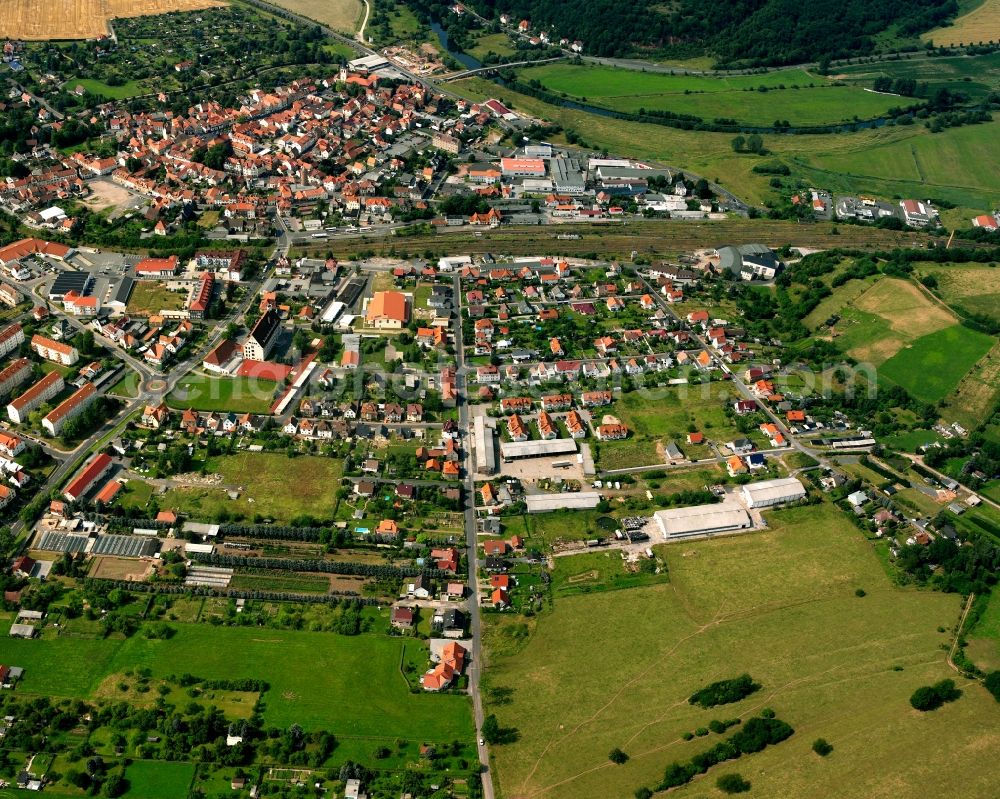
[654,502,751,540]
[499,438,577,459]
[525,492,601,514]
[741,477,807,508]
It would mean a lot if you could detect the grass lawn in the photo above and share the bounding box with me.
[483,503,1000,799]
[166,373,278,414]
[71,77,147,99]
[161,452,343,523]
[0,624,473,740]
[126,281,188,317]
[107,370,141,398]
[878,324,996,404]
[123,761,195,799]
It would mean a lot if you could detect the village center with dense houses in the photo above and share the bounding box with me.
[0,0,998,796]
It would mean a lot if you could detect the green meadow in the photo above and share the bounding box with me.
[0,624,473,739]
[519,63,906,126]
[482,504,1000,799]
[878,324,995,404]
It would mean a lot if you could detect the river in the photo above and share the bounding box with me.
[429,21,482,71]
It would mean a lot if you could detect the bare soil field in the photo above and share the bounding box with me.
[89,556,155,581]
[265,0,363,33]
[853,278,956,339]
[80,178,142,216]
[1,0,224,40]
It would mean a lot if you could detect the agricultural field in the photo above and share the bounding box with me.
[924,0,1000,46]
[913,262,1000,322]
[517,63,906,126]
[0,623,473,738]
[167,373,279,414]
[482,503,1000,799]
[450,76,1000,211]
[0,0,224,40]
[878,324,996,404]
[266,0,363,33]
[156,452,343,524]
[820,277,956,364]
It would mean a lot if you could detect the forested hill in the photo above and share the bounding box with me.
[460,0,959,65]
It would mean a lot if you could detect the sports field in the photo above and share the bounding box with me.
[878,324,995,404]
[482,504,1000,799]
[0,0,224,39]
[265,0,363,33]
[0,624,473,738]
[167,373,278,414]
[518,63,905,126]
[924,0,1000,46]
[451,77,1000,210]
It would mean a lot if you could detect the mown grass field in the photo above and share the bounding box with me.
[0,624,473,738]
[483,503,1000,799]
[519,63,906,126]
[265,0,363,33]
[127,281,188,317]
[167,373,278,414]
[123,761,195,799]
[878,324,995,404]
[450,76,1000,211]
[158,452,343,523]
[70,77,148,98]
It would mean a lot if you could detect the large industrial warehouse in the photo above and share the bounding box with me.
[525,492,602,514]
[499,438,577,461]
[741,477,807,508]
[654,502,752,540]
